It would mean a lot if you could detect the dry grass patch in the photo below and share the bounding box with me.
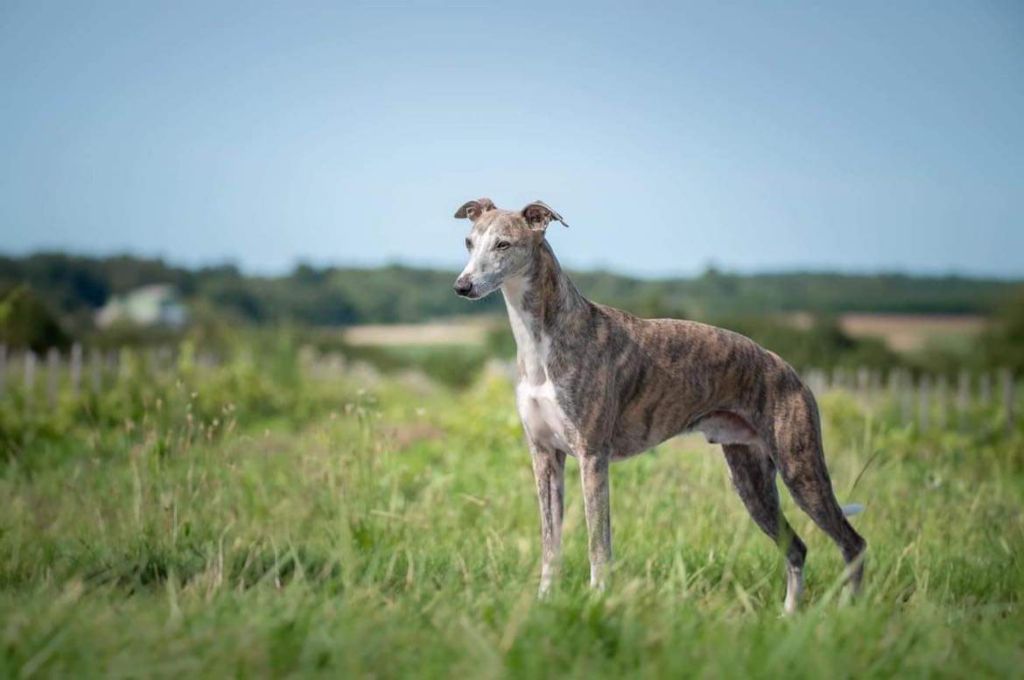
[838,313,987,352]
[343,317,501,347]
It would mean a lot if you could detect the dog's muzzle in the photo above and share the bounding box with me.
[453,276,474,298]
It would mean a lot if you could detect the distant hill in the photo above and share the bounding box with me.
[1,252,1020,331]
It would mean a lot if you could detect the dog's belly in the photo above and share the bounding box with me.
[693,410,760,446]
[516,379,574,454]
[609,409,760,460]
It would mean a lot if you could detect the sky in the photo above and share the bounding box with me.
[1,1,1022,277]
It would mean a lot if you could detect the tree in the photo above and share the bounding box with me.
[979,288,1024,375]
[0,285,71,351]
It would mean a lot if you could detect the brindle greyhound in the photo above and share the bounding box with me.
[452,198,866,613]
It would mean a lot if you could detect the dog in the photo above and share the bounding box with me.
[452,198,865,613]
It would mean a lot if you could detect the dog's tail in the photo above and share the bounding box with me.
[842,503,865,517]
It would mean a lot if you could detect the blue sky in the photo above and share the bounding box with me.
[1,1,1022,277]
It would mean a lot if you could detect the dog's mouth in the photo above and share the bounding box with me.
[454,279,491,299]
[455,274,503,300]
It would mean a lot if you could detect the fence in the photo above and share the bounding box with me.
[0,344,1019,434]
[794,366,1015,434]
[0,344,213,407]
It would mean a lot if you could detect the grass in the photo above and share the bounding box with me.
[1,345,1022,678]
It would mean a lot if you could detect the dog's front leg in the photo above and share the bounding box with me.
[580,454,612,590]
[531,446,566,598]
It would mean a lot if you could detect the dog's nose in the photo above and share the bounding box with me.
[453,277,473,297]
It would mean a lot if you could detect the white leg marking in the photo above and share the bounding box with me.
[784,565,803,615]
[538,563,555,599]
[590,563,608,591]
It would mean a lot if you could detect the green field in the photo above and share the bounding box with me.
[1,340,1022,678]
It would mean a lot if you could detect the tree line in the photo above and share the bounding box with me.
[4,252,1019,326]
[2,252,1022,375]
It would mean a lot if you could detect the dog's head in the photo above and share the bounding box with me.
[452,198,568,299]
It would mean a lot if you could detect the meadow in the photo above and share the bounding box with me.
[1,336,1022,678]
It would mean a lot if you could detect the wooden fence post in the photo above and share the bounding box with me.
[886,368,900,403]
[810,368,822,393]
[24,351,37,404]
[810,368,827,396]
[70,343,82,397]
[46,348,60,407]
[856,367,870,397]
[935,374,948,430]
[918,374,931,432]
[900,370,914,424]
[90,348,103,393]
[956,370,970,410]
[106,350,118,385]
[1001,369,1015,434]
[980,372,992,407]
[118,348,129,382]
[830,366,841,392]
[957,370,970,428]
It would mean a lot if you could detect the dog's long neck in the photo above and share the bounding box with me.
[501,240,589,384]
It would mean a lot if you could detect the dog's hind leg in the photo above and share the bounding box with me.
[722,443,807,614]
[771,390,867,595]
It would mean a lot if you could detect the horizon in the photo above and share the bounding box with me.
[2,3,1023,277]
[5,247,1023,284]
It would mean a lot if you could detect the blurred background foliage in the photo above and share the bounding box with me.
[2,252,1023,385]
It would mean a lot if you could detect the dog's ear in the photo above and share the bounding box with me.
[453,198,496,222]
[521,201,569,230]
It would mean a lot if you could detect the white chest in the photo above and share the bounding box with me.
[503,277,576,454]
[516,378,574,453]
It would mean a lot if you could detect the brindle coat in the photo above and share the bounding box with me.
[453,198,866,612]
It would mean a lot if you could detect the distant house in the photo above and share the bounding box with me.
[96,284,188,328]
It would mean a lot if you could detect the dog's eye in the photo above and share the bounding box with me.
[465,238,472,251]
[495,241,511,251]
